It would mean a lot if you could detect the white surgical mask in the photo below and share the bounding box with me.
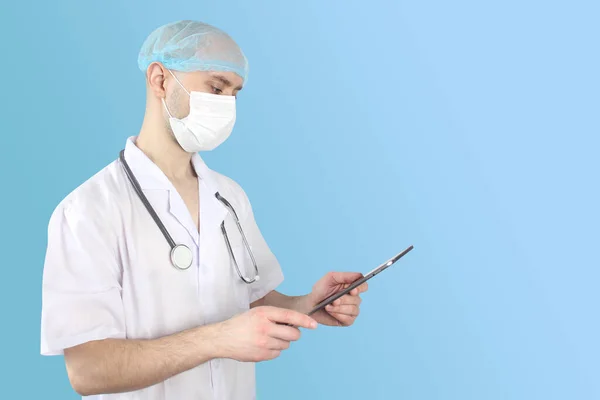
[162,69,236,152]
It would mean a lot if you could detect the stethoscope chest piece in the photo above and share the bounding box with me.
[170,244,193,270]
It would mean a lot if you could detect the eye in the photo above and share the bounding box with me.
[211,86,223,95]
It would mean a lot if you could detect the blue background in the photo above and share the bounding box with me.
[1,0,598,399]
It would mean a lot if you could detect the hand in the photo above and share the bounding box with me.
[215,306,317,362]
[305,272,369,327]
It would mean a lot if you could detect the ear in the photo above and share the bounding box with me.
[146,62,168,99]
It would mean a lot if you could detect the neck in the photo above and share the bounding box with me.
[136,114,196,181]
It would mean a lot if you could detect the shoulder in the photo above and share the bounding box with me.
[48,160,125,232]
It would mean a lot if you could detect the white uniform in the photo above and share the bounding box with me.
[40,137,284,400]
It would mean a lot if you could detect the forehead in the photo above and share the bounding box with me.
[178,70,244,90]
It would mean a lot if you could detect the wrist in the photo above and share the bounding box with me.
[291,294,314,314]
[192,323,227,360]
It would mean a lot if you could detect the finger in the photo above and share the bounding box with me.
[263,350,282,361]
[349,283,368,296]
[327,272,364,285]
[333,292,362,306]
[268,324,302,342]
[264,307,317,329]
[325,304,359,317]
[357,282,369,293]
[337,294,362,306]
[327,311,356,326]
[266,338,291,351]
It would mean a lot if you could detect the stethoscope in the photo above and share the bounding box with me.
[119,150,260,283]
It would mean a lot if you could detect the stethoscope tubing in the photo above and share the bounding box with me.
[118,150,260,281]
[119,150,177,249]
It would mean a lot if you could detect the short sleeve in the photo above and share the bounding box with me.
[40,201,126,356]
[237,190,284,303]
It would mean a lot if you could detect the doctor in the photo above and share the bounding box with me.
[41,20,368,400]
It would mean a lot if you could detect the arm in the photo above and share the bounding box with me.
[64,307,317,397]
[251,272,370,327]
[251,291,311,313]
[64,324,221,396]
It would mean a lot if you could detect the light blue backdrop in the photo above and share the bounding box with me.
[1,0,598,399]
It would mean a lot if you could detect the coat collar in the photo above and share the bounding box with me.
[122,136,228,248]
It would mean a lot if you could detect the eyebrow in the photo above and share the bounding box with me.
[211,74,243,91]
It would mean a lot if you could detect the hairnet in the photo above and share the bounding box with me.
[138,20,248,82]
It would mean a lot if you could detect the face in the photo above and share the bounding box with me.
[147,63,244,121]
[177,70,244,97]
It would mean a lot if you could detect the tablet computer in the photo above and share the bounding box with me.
[307,245,414,316]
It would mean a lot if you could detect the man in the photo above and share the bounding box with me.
[41,20,367,399]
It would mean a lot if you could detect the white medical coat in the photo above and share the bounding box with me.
[40,137,284,399]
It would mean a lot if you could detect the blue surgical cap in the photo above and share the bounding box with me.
[137,20,248,82]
